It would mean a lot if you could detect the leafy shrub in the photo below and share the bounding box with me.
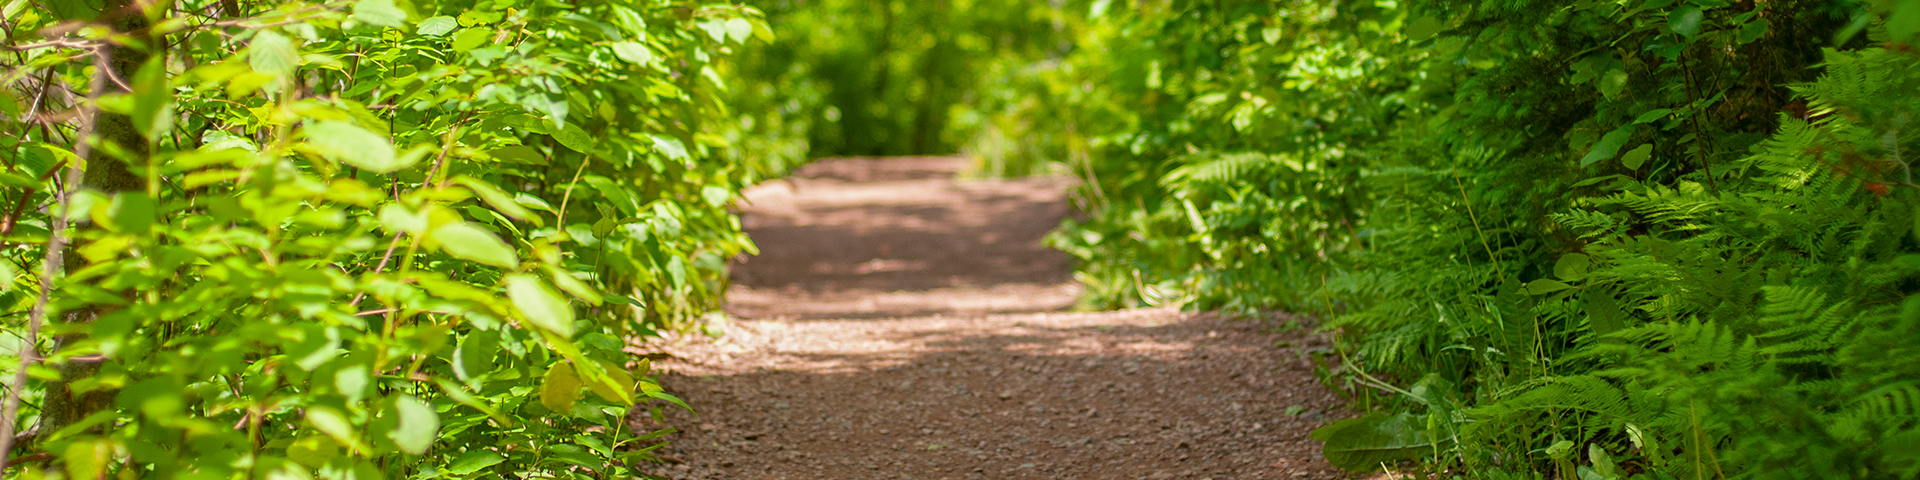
[0,0,776,477]
[1044,0,1920,477]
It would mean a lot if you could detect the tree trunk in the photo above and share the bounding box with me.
[38,0,156,440]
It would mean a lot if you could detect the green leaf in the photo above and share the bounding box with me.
[753,20,777,42]
[131,58,174,140]
[582,358,635,404]
[724,18,754,43]
[63,439,112,480]
[540,361,583,413]
[650,134,688,160]
[698,19,727,43]
[553,124,593,153]
[1632,109,1672,124]
[1584,288,1627,336]
[108,192,155,233]
[1404,17,1442,41]
[1525,279,1576,295]
[610,41,654,65]
[378,204,428,235]
[1891,0,1920,44]
[306,121,407,173]
[1669,6,1703,38]
[451,176,536,221]
[1597,69,1628,98]
[1589,443,1620,478]
[388,394,439,455]
[1309,413,1435,471]
[444,451,505,475]
[452,330,498,382]
[247,30,299,77]
[432,222,519,269]
[352,0,408,27]
[1555,253,1592,281]
[417,16,458,36]
[544,267,603,305]
[1621,144,1653,170]
[0,89,17,118]
[1738,18,1769,44]
[452,28,492,52]
[507,273,575,337]
[286,436,340,467]
[1580,125,1634,167]
[306,406,370,452]
[701,185,731,207]
[489,145,547,164]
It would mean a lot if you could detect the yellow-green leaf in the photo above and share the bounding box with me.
[306,121,408,173]
[388,394,439,455]
[507,274,574,336]
[540,362,582,413]
[306,406,369,452]
[432,222,519,269]
[247,30,299,77]
[1524,279,1576,295]
[450,176,536,221]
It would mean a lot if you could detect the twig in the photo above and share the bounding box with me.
[0,49,106,473]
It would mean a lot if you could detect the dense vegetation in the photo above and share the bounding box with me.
[9,0,1920,477]
[0,0,779,477]
[1040,0,1920,478]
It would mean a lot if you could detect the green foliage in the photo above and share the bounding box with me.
[0,0,775,477]
[725,0,1087,176]
[1043,0,1920,477]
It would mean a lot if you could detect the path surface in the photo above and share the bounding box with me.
[635,157,1353,480]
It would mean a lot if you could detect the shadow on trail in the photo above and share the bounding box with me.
[639,310,1352,480]
[726,156,1077,320]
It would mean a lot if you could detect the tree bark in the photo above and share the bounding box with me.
[38,0,156,440]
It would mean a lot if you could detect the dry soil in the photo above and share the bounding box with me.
[632,157,1356,480]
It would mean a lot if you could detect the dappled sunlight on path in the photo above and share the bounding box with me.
[634,157,1357,480]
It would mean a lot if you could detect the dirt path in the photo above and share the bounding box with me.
[636,157,1353,480]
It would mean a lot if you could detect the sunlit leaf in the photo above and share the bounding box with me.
[417,16,458,36]
[388,394,439,455]
[353,0,408,27]
[247,30,299,77]
[432,222,520,269]
[540,361,583,413]
[305,121,407,173]
[445,451,505,475]
[307,406,369,452]
[507,274,574,336]
[611,41,654,64]
[724,18,753,43]
[650,134,688,160]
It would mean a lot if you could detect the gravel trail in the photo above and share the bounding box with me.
[634,157,1354,480]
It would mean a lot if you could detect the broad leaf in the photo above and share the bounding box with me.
[1310,413,1436,471]
[611,41,654,64]
[1620,144,1653,170]
[432,222,520,269]
[388,394,439,455]
[353,0,408,27]
[1579,125,1634,167]
[247,30,299,77]
[445,451,505,475]
[306,121,407,173]
[417,16,458,36]
[540,362,583,413]
[507,274,575,336]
